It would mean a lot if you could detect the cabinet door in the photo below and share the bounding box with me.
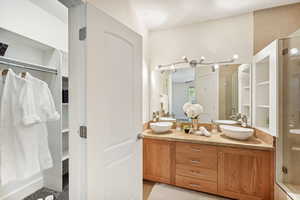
[143,139,173,184]
[218,147,271,200]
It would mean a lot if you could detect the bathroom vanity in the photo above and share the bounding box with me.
[143,129,274,200]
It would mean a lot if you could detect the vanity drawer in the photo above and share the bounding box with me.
[176,175,218,194]
[176,164,217,182]
[176,142,217,156]
[176,152,217,170]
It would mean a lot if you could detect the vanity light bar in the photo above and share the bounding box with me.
[157,54,239,71]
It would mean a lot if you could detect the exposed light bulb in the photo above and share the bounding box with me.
[232,54,239,60]
[290,48,299,56]
[182,56,188,62]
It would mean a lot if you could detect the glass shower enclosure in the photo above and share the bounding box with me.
[277,37,300,200]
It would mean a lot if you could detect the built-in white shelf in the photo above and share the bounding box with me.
[62,150,69,161]
[256,105,270,108]
[62,129,70,134]
[253,40,278,137]
[243,86,250,89]
[62,103,68,106]
[290,129,300,135]
[291,146,300,151]
[256,81,270,87]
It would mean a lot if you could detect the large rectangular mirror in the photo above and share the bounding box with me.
[158,64,251,124]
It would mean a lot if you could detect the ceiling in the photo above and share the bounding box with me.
[29,0,68,24]
[30,0,300,30]
[131,0,300,30]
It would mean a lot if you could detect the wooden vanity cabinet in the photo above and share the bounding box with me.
[143,138,273,200]
[218,147,272,200]
[175,142,218,194]
[143,139,174,184]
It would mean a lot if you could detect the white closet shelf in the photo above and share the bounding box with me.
[291,146,300,151]
[62,151,69,161]
[256,105,270,108]
[62,103,69,106]
[62,129,70,134]
[243,86,250,89]
[256,81,270,86]
[290,129,300,135]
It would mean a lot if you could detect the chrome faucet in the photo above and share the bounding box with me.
[240,114,248,127]
[152,112,159,122]
[230,113,249,127]
[230,113,242,121]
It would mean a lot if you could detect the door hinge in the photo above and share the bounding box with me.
[79,27,86,41]
[282,48,289,55]
[282,166,288,174]
[79,126,87,138]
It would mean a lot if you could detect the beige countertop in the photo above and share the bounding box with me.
[143,129,274,151]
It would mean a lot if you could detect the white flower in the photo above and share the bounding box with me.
[183,103,203,119]
[192,104,203,114]
[182,102,192,112]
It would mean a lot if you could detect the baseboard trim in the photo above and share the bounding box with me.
[1,177,43,200]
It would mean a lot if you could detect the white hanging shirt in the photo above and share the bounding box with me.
[22,72,60,171]
[0,69,40,185]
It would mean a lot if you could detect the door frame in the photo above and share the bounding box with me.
[69,3,87,200]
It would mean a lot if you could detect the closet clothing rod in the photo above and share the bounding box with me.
[0,57,58,75]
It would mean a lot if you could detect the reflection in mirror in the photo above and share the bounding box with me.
[158,64,251,124]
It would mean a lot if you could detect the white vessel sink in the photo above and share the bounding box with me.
[150,122,173,133]
[220,125,254,140]
[214,120,238,125]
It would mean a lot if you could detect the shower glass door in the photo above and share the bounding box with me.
[279,36,300,199]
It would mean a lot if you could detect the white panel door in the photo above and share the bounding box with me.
[86,4,143,200]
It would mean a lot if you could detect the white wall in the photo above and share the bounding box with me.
[87,0,150,122]
[0,0,68,51]
[150,13,254,113]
